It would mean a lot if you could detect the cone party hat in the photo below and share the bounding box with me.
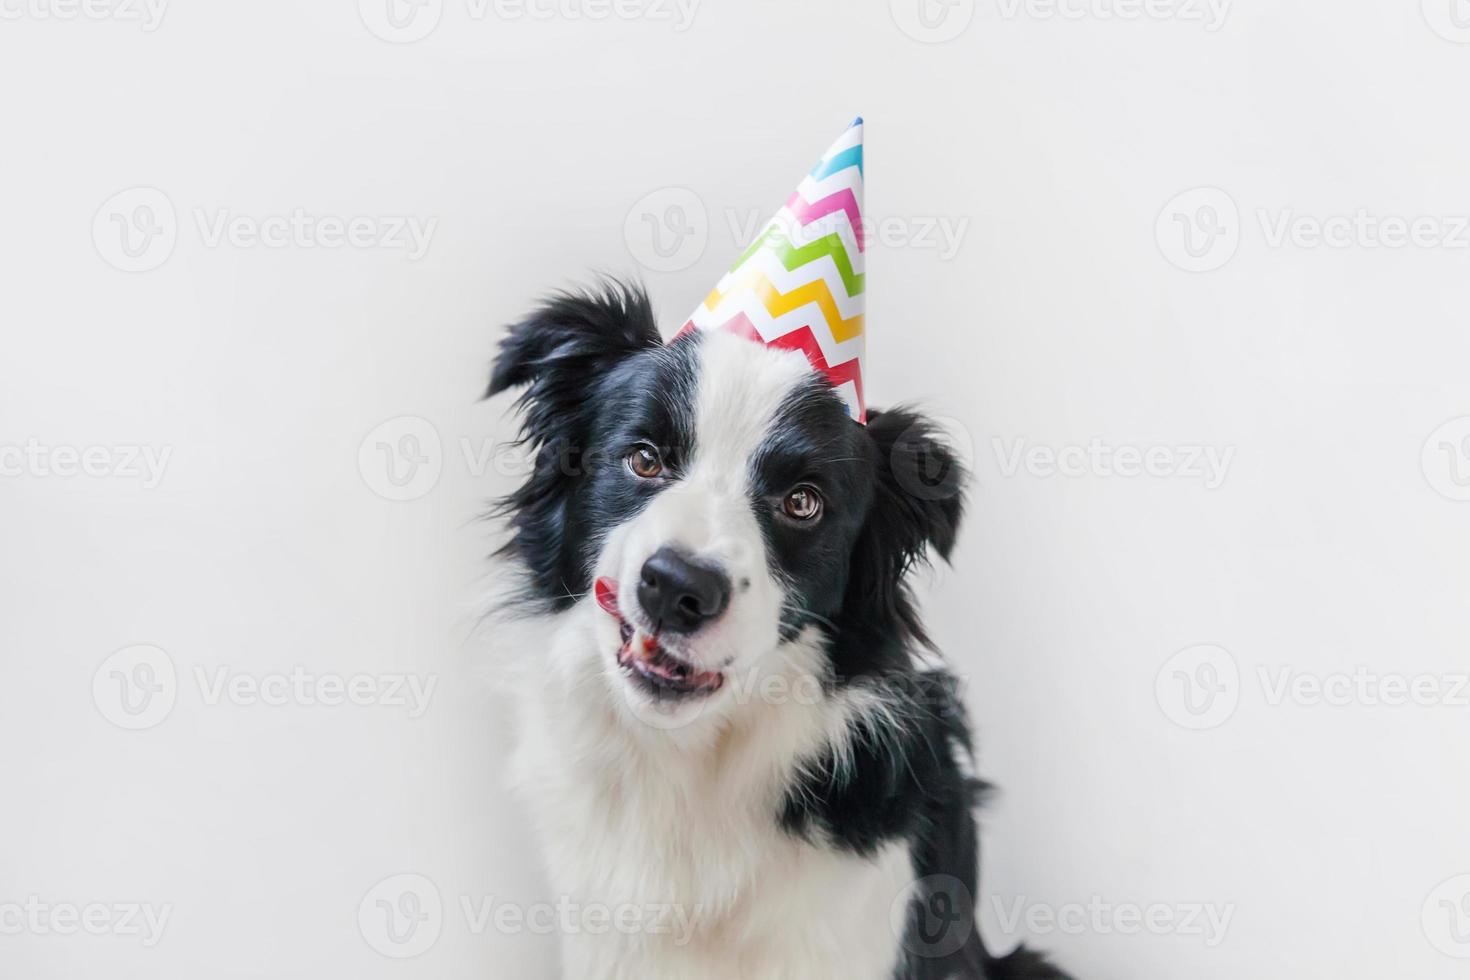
[678,118,867,423]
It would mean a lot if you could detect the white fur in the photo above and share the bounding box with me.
[490,336,917,978]
[498,606,912,979]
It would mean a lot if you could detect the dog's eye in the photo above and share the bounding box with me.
[782,486,823,522]
[626,444,664,479]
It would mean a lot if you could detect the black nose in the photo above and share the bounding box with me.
[636,547,731,634]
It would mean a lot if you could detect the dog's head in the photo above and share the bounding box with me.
[488,283,964,728]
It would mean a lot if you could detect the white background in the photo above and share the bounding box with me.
[3,2,1469,977]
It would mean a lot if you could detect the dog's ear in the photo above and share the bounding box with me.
[487,279,662,410]
[844,407,967,649]
[864,407,966,565]
[486,281,662,607]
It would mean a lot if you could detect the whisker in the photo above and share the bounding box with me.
[781,601,838,633]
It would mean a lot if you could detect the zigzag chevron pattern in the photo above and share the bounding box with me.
[728,229,865,297]
[681,118,868,422]
[781,188,865,251]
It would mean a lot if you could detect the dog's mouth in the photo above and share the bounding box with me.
[595,577,725,698]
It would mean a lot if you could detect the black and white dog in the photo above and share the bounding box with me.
[485,282,1071,979]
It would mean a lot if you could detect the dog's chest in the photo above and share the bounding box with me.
[505,644,912,977]
[513,682,805,914]
[514,721,911,979]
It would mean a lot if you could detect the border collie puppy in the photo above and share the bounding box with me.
[486,282,1070,980]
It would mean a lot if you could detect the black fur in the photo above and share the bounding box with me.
[487,280,684,608]
[488,281,1073,980]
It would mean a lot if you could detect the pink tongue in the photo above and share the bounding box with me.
[594,577,621,617]
[597,575,719,689]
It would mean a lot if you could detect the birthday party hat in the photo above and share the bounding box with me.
[679,118,867,423]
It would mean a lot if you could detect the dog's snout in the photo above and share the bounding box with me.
[637,547,731,634]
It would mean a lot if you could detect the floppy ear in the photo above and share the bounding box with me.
[486,280,662,606]
[845,406,967,650]
[487,279,662,409]
[864,407,966,561]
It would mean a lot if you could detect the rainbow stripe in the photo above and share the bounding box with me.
[681,118,868,422]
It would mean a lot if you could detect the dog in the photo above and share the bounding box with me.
[484,281,1071,979]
